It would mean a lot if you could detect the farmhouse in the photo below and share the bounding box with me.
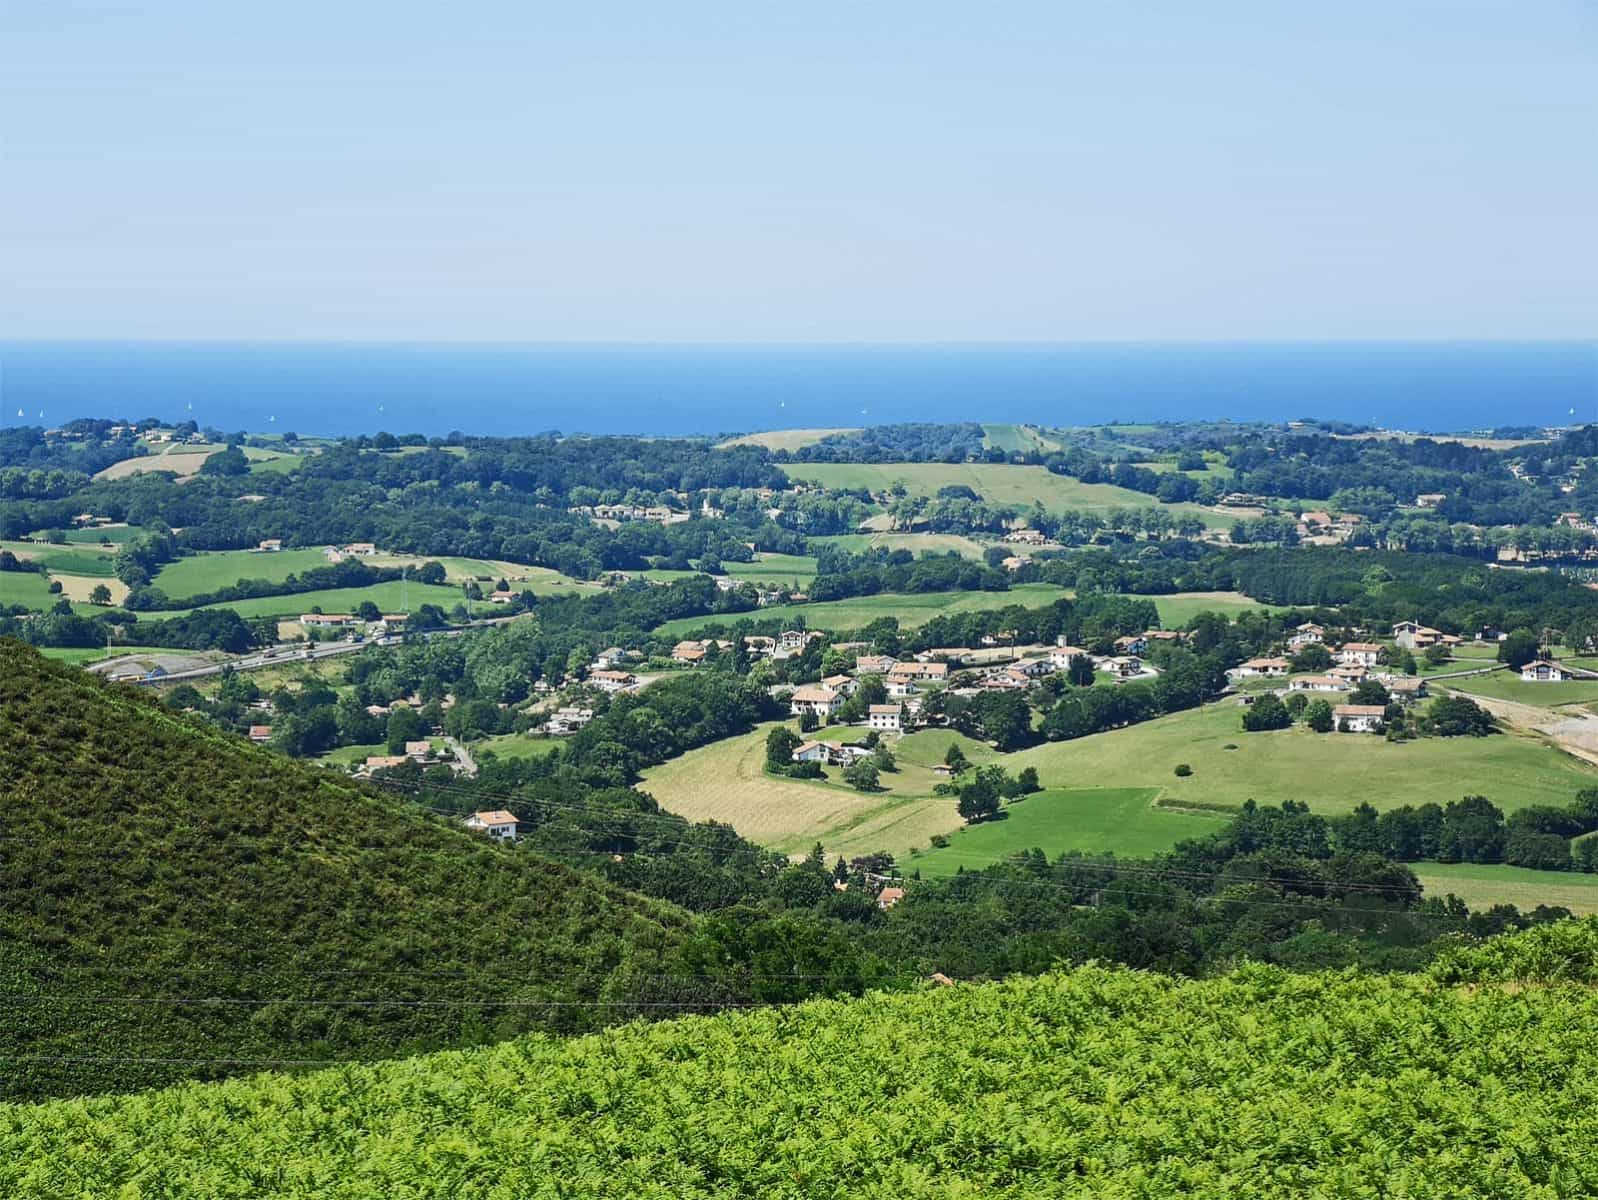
[854,654,899,676]
[1521,660,1576,682]
[1289,675,1346,693]
[1113,634,1148,655]
[362,755,408,772]
[1287,623,1326,648]
[300,612,357,627]
[544,706,595,734]
[1232,657,1289,678]
[255,538,283,552]
[821,674,857,697]
[1328,665,1369,684]
[344,542,378,556]
[790,685,843,719]
[876,886,906,910]
[1335,642,1383,668]
[885,677,921,698]
[779,629,824,651]
[792,740,870,767]
[1334,704,1386,733]
[404,740,433,760]
[1391,621,1457,650]
[592,646,634,669]
[791,740,833,764]
[1387,677,1428,703]
[1104,656,1149,680]
[1001,555,1031,572]
[915,648,971,665]
[587,669,637,693]
[888,661,950,684]
[867,704,903,732]
[465,810,519,840]
[247,725,272,742]
[1050,646,1091,670]
[1414,493,1447,509]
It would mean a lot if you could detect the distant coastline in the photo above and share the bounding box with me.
[2,339,1592,438]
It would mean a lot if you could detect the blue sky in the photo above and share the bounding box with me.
[1,1,1593,341]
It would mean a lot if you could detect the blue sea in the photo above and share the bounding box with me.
[1,341,1593,439]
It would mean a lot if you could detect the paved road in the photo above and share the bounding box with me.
[444,736,479,778]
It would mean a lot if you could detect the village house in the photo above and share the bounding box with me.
[791,740,833,764]
[247,725,272,742]
[544,706,595,734]
[592,646,634,670]
[1004,528,1048,545]
[1289,675,1346,693]
[885,677,921,698]
[1392,621,1450,650]
[977,670,1029,692]
[344,542,377,556]
[1050,645,1091,670]
[300,612,357,628]
[790,685,844,720]
[1000,555,1031,572]
[1328,665,1369,684]
[876,886,906,910]
[888,661,951,684]
[465,810,519,840]
[362,755,409,772]
[1142,630,1184,646]
[587,669,637,694]
[867,704,903,732]
[1521,660,1576,682]
[1287,623,1326,648]
[1336,642,1384,669]
[915,648,971,665]
[404,740,433,760]
[1334,704,1386,733]
[1104,656,1148,680]
[1010,656,1055,679]
[1387,677,1429,703]
[1113,634,1147,656]
[792,740,870,767]
[741,635,777,658]
[1414,493,1446,509]
[255,538,283,552]
[853,654,899,676]
[1232,657,1290,678]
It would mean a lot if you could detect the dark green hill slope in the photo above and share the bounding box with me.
[0,641,689,1101]
[6,922,1598,1197]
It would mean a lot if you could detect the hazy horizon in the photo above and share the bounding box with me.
[3,2,1593,343]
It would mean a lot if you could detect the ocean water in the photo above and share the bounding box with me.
[0,341,1593,439]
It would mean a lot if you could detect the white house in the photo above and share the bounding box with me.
[887,661,950,684]
[1287,623,1325,648]
[1521,660,1574,682]
[1336,642,1383,668]
[1289,675,1346,693]
[1050,646,1091,670]
[1113,634,1148,656]
[466,810,520,840]
[1232,657,1289,678]
[587,669,637,693]
[885,677,921,698]
[867,704,903,732]
[790,685,843,719]
[1333,704,1386,733]
[854,654,899,676]
[791,740,833,764]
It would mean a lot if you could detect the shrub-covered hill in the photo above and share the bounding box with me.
[0,641,690,1102]
[7,922,1598,1198]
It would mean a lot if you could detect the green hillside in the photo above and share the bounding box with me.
[0,641,688,1102]
[6,922,1598,1197]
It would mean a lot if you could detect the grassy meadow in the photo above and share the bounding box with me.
[1411,861,1598,916]
[981,423,1061,453]
[782,461,1230,528]
[809,532,991,558]
[911,787,1231,877]
[653,583,1073,637]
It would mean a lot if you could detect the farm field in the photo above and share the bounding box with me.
[151,549,332,598]
[1006,701,1598,818]
[1142,590,1279,624]
[809,532,990,558]
[653,583,1072,638]
[640,724,999,860]
[185,579,467,621]
[981,423,1060,453]
[470,732,561,763]
[93,442,223,481]
[242,447,304,474]
[724,553,817,587]
[0,571,59,609]
[0,541,119,576]
[715,428,857,452]
[1440,673,1598,707]
[1412,861,1598,916]
[782,461,1230,528]
[911,787,1230,878]
[32,526,136,545]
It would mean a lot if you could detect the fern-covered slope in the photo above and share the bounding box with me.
[0,640,688,1101]
[6,924,1598,1197]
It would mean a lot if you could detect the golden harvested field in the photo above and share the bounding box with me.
[93,443,223,481]
[639,723,998,860]
[716,428,859,452]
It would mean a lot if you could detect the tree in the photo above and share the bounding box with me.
[1423,642,1452,667]
[1015,765,1040,794]
[1289,644,1332,672]
[1303,698,1334,733]
[1428,695,1496,737]
[1067,653,1095,687]
[385,706,425,754]
[88,583,112,605]
[1498,628,1540,670]
[1438,794,1506,863]
[871,746,897,773]
[842,759,880,792]
[943,743,968,771]
[1242,692,1292,732]
[765,725,802,769]
[956,766,1004,823]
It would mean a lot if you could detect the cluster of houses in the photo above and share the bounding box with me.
[543,705,595,735]
[569,502,690,525]
[671,629,825,666]
[299,611,406,638]
[1294,510,1364,545]
[359,739,447,775]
